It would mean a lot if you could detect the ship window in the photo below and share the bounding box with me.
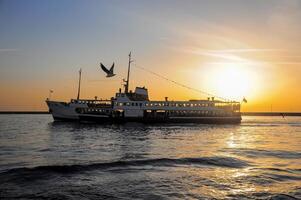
[139,103,142,106]
[136,103,138,106]
[132,103,135,106]
[121,94,125,97]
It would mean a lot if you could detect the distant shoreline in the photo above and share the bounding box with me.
[0,111,301,116]
[242,112,301,116]
[0,111,49,114]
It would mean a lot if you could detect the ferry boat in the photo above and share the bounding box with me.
[46,54,242,123]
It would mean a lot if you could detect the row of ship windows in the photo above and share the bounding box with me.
[72,100,93,104]
[72,100,110,105]
[115,102,213,107]
[167,110,227,115]
[77,108,110,113]
[115,102,143,107]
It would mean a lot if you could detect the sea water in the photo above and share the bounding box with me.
[0,114,300,199]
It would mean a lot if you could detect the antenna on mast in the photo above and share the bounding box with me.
[77,68,82,100]
[125,52,133,93]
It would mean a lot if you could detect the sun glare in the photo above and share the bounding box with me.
[204,63,255,101]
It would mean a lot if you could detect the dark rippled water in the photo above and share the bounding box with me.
[0,115,300,199]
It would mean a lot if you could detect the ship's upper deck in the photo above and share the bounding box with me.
[113,86,240,113]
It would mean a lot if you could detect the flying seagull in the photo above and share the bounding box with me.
[100,62,116,77]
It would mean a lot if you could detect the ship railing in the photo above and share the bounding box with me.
[144,110,237,117]
[113,100,241,113]
[115,101,239,109]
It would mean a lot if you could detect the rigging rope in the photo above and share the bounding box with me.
[133,63,232,102]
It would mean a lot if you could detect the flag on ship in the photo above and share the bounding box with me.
[243,97,247,103]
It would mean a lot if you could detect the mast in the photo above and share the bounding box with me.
[125,52,133,93]
[77,68,82,100]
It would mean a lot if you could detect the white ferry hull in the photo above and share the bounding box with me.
[46,100,79,121]
[111,116,241,124]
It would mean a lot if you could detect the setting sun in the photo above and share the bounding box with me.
[204,63,256,101]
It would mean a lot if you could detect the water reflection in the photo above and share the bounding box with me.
[0,115,300,199]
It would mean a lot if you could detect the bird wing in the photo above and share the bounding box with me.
[109,62,114,74]
[100,63,110,74]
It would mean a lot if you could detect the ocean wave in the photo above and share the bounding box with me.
[224,148,301,159]
[0,156,250,176]
[252,167,301,173]
[228,193,300,200]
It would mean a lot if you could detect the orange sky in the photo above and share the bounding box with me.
[1,0,301,112]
